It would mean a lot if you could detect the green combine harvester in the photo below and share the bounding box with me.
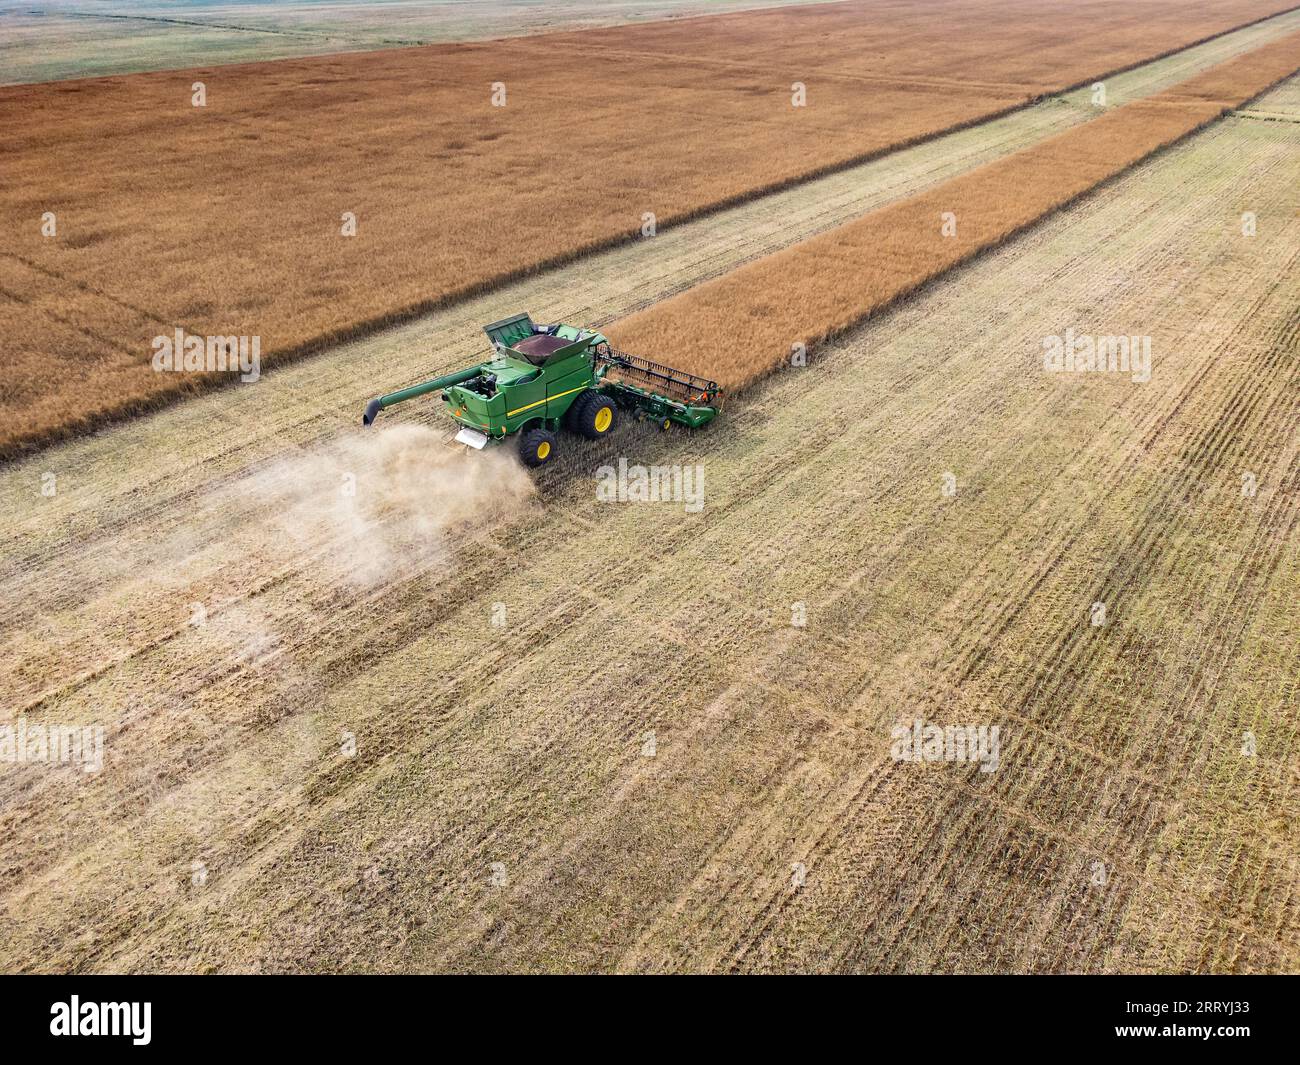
[362,313,722,466]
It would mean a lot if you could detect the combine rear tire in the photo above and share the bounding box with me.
[518,426,557,468]
[572,392,619,441]
[563,392,592,433]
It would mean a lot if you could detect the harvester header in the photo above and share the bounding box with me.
[363,313,721,466]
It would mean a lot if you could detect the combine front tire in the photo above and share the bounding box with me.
[572,392,619,441]
[518,426,557,468]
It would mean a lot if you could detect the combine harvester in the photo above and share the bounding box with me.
[363,313,722,466]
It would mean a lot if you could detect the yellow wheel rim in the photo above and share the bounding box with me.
[594,406,613,433]
[537,440,551,460]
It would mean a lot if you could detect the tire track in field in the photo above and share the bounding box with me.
[842,243,1300,972]
[945,148,1291,698]
[997,294,1296,750]
[811,300,1289,967]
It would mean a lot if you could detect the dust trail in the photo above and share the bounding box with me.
[243,424,537,589]
[1,424,536,712]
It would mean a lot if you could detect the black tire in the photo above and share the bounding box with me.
[518,426,557,468]
[572,392,619,441]
[563,390,594,433]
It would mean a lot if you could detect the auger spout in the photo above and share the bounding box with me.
[362,366,484,425]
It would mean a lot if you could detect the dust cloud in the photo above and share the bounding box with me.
[245,424,536,588]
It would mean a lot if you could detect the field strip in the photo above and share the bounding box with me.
[4,0,1298,457]
[607,29,1300,388]
[0,80,1295,971]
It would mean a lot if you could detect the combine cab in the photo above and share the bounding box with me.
[363,312,721,467]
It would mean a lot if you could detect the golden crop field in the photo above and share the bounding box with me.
[1,0,1296,456]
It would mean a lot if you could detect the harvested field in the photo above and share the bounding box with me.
[0,0,831,85]
[608,29,1300,387]
[1,76,1296,971]
[3,0,1298,457]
